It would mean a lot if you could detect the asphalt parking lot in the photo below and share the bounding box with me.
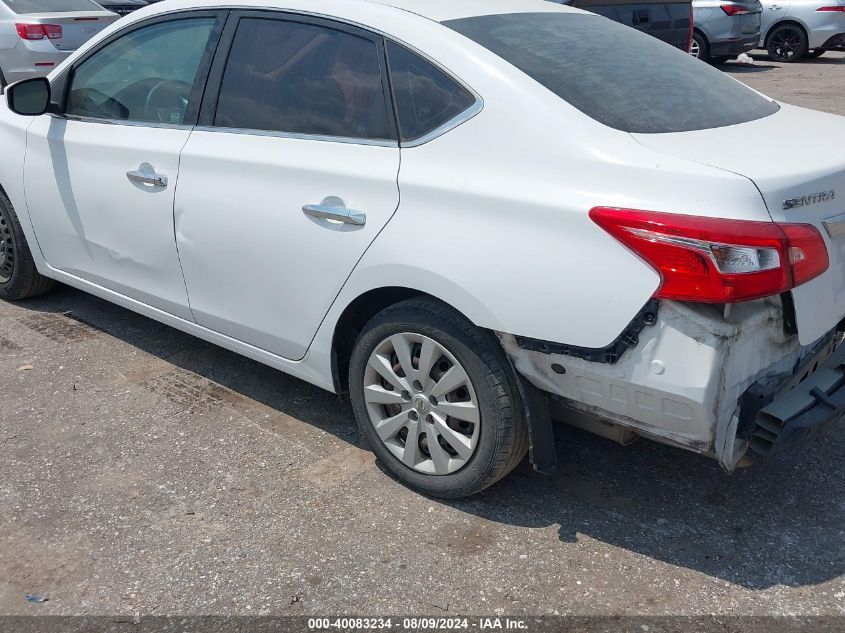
[2,52,845,621]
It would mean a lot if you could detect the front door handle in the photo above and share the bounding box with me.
[127,163,168,188]
[303,197,366,226]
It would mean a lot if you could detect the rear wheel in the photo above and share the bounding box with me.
[0,190,55,300]
[349,297,528,498]
[767,24,808,62]
[690,31,710,62]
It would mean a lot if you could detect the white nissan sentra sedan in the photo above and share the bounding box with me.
[1,0,844,498]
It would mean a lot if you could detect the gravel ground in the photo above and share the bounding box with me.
[2,52,845,621]
[724,50,845,115]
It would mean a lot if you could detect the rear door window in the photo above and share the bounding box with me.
[445,12,779,133]
[385,41,476,142]
[213,17,393,141]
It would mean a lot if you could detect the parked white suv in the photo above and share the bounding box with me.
[1,0,844,498]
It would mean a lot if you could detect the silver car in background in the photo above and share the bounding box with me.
[0,0,117,88]
[691,0,762,63]
[760,0,845,61]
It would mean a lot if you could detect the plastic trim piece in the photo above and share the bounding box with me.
[513,299,660,365]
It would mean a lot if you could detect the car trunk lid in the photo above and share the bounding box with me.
[18,12,118,51]
[632,104,845,345]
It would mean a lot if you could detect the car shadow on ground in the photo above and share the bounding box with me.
[720,62,776,73]
[10,286,845,591]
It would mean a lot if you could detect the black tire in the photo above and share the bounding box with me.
[767,23,808,62]
[807,49,826,58]
[691,31,710,63]
[349,297,529,498]
[0,190,55,300]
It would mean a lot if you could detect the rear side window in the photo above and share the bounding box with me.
[445,12,779,134]
[213,18,393,141]
[386,41,475,142]
[1,0,102,12]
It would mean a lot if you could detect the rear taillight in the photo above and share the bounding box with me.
[589,207,829,303]
[15,23,62,40]
[816,5,845,10]
[721,4,753,15]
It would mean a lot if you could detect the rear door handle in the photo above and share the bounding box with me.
[126,163,168,188]
[303,197,366,226]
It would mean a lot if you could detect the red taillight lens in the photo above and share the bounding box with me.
[15,23,44,40]
[816,5,845,10]
[15,23,62,40]
[780,223,830,286]
[43,24,62,39]
[589,207,829,303]
[721,4,753,14]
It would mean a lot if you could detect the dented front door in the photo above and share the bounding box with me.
[24,116,193,320]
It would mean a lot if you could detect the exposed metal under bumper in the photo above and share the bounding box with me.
[500,299,807,471]
[746,339,845,456]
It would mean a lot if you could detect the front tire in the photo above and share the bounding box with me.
[349,297,528,498]
[0,190,55,300]
[767,24,808,62]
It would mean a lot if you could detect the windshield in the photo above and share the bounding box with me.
[1,0,103,13]
[445,12,779,134]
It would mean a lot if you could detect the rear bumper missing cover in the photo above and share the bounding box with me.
[740,336,845,456]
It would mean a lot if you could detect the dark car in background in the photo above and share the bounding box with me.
[95,0,146,17]
[548,0,692,50]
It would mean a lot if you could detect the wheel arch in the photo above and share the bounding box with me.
[691,28,710,57]
[765,18,809,47]
[330,286,486,394]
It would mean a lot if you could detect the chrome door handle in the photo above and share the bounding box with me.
[126,164,168,188]
[303,198,366,226]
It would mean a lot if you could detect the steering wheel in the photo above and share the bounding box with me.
[143,79,193,123]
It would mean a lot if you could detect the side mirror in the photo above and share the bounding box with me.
[6,77,51,116]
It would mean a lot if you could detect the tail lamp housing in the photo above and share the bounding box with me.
[721,4,753,15]
[15,23,62,41]
[590,207,829,303]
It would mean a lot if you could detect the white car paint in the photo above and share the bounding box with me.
[1,0,844,478]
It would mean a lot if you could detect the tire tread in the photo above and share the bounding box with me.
[0,190,55,301]
[350,297,529,498]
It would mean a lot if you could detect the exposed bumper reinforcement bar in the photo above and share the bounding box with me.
[745,339,845,457]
